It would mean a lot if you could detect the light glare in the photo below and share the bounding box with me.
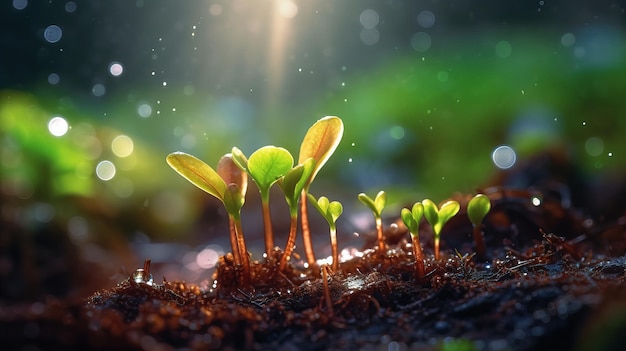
[48,117,69,137]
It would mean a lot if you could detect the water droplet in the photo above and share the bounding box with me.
[132,269,154,286]
[348,158,353,163]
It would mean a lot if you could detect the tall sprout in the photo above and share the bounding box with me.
[297,116,344,266]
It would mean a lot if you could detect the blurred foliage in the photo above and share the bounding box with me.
[315,31,626,201]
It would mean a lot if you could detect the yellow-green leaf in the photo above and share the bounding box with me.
[166,152,226,201]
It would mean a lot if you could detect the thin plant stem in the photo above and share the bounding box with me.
[280,215,299,271]
[472,224,486,260]
[329,225,338,271]
[261,199,274,254]
[300,191,316,266]
[375,216,385,252]
[227,215,241,265]
[233,216,250,286]
[322,265,334,315]
[434,235,441,260]
[411,237,425,279]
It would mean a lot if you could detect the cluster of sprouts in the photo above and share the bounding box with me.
[166,117,492,285]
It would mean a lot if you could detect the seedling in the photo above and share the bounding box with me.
[231,146,293,254]
[166,152,250,284]
[400,202,425,278]
[422,199,460,260]
[358,191,387,252]
[467,193,491,260]
[307,194,343,271]
[297,116,344,266]
[278,158,316,271]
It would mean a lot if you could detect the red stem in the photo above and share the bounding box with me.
[300,191,316,266]
[279,215,299,271]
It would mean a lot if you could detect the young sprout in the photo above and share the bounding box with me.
[298,116,344,266]
[358,191,387,252]
[467,193,491,260]
[422,199,460,260]
[400,202,425,279]
[307,194,343,271]
[278,158,316,271]
[231,146,293,255]
[166,152,250,284]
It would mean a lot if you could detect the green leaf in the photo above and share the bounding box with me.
[401,208,417,234]
[280,158,316,212]
[439,201,460,227]
[412,202,424,223]
[401,202,423,236]
[327,201,343,222]
[223,183,245,216]
[166,152,226,201]
[358,190,386,217]
[422,198,439,229]
[467,194,491,226]
[374,191,387,214]
[247,146,294,192]
[358,193,377,215]
[308,194,343,225]
[298,116,344,189]
[230,147,249,172]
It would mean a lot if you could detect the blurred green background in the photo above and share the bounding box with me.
[1,1,625,290]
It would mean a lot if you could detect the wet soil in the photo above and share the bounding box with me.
[2,151,626,351]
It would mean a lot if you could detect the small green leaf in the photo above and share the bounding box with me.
[439,201,460,227]
[223,183,245,216]
[308,194,343,225]
[298,116,344,189]
[230,147,249,172]
[422,198,439,229]
[280,158,316,212]
[358,191,386,217]
[467,194,491,226]
[401,208,417,234]
[327,201,343,222]
[412,202,424,223]
[358,193,377,215]
[247,146,294,192]
[166,152,226,201]
[374,191,387,214]
[401,202,423,237]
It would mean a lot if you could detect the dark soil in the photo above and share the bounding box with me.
[2,151,626,351]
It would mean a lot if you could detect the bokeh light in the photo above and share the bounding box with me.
[43,25,62,43]
[360,9,379,29]
[96,160,116,181]
[417,11,436,28]
[13,0,27,10]
[111,135,134,157]
[492,145,517,169]
[48,116,69,137]
[109,62,124,77]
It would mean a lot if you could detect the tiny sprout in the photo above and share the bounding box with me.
[401,202,425,278]
[232,146,293,254]
[467,193,491,259]
[308,194,343,271]
[298,116,344,266]
[358,191,387,252]
[422,199,460,260]
[166,152,250,284]
[278,158,316,271]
